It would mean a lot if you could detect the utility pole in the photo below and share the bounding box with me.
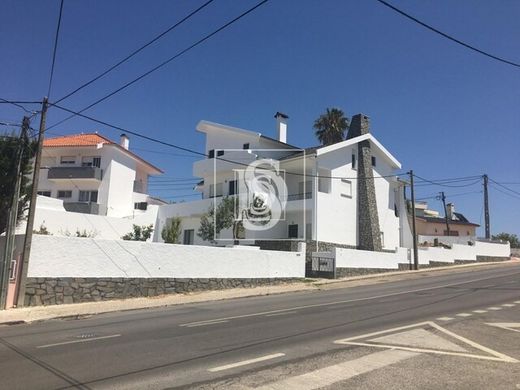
[409,171,418,271]
[0,117,30,309]
[440,191,450,236]
[16,98,48,307]
[483,174,490,239]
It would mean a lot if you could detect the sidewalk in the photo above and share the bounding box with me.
[1,259,517,325]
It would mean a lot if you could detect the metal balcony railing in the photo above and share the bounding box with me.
[287,192,312,201]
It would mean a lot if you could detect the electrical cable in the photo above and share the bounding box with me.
[375,0,520,69]
[47,0,65,99]
[46,0,269,131]
[53,0,215,104]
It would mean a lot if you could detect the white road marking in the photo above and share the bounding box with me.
[334,321,518,363]
[184,320,229,328]
[502,304,515,307]
[265,311,297,317]
[456,313,472,317]
[252,349,418,390]
[436,317,454,321]
[208,353,285,372]
[486,323,520,333]
[473,310,487,314]
[487,307,502,311]
[515,301,520,304]
[368,328,467,353]
[179,272,520,327]
[37,334,121,349]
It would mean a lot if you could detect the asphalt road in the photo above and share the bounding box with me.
[0,263,519,389]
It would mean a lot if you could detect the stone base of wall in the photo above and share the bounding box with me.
[24,277,302,307]
[336,267,397,278]
[476,255,510,262]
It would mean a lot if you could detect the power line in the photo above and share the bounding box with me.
[47,0,65,98]
[414,174,482,188]
[489,178,520,197]
[53,0,215,105]
[375,0,520,69]
[489,183,520,201]
[0,98,39,114]
[46,0,270,131]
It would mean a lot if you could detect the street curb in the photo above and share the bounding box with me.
[0,259,517,326]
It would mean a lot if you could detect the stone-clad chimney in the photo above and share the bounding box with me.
[349,114,382,251]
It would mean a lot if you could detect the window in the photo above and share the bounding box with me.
[444,230,459,236]
[298,181,311,196]
[380,231,385,247]
[209,183,223,197]
[60,156,75,165]
[79,190,98,202]
[217,150,224,157]
[134,202,148,210]
[208,149,215,159]
[82,156,101,167]
[57,190,72,198]
[183,229,194,245]
[288,224,298,238]
[371,156,376,167]
[228,180,238,196]
[340,179,352,198]
[243,143,250,150]
[306,223,312,240]
[351,154,356,169]
[318,169,331,193]
[37,191,51,197]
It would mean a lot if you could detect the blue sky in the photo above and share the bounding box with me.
[1,0,519,236]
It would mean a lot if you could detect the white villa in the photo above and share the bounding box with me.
[38,133,164,217]
[155,113,406,251]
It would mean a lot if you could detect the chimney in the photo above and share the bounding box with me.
[446,203,455,220]
[347,114,370,139]
[274,112,289,143]
[120,133,129,150]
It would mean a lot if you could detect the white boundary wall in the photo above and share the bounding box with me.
[331,240,510,270]
[27,235,305,278]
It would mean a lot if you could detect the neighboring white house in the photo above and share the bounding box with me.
[155,113,404,251]
[38,132,164,218]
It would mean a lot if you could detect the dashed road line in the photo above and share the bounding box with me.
[37,334,121,349]
[515,301,520,304]
[487,307,502,311]
[437,317,454,321]
[473,310,487,314]
[456,313,472,317]
[185,320,229,328]
[502,304,516,307]
[265,311,297,317]
[208,353,285,372]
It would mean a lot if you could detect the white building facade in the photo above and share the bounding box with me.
[155,114,404,251]
[38,133,163,218]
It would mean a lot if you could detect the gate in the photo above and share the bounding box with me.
[310,252,336,279]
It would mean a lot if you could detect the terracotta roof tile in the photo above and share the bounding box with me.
[43,133,113,147]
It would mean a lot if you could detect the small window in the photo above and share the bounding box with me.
[217,150,224,157]
[134,202,148,210]
[340,179,352,198]
[60,156,75,165]
[380,231,385,247]
[183,229,194,245]
[288,224,298,238]
[318,168,331,193]
[209,183,223,197]
[371,156,376,166]
[352,154,356,170]
[208,149,215,159]
[243,143,250,150]
[57,190,72,198]
[37,191,51,197]
[82,156,101,168]
[79,190,98,202]
[394,204,399,217]
[229,180,238,195]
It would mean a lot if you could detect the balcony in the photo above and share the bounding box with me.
[63,202,100,215]
[48,166,102,181]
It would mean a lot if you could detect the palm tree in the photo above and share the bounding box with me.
[313,108,350,146]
